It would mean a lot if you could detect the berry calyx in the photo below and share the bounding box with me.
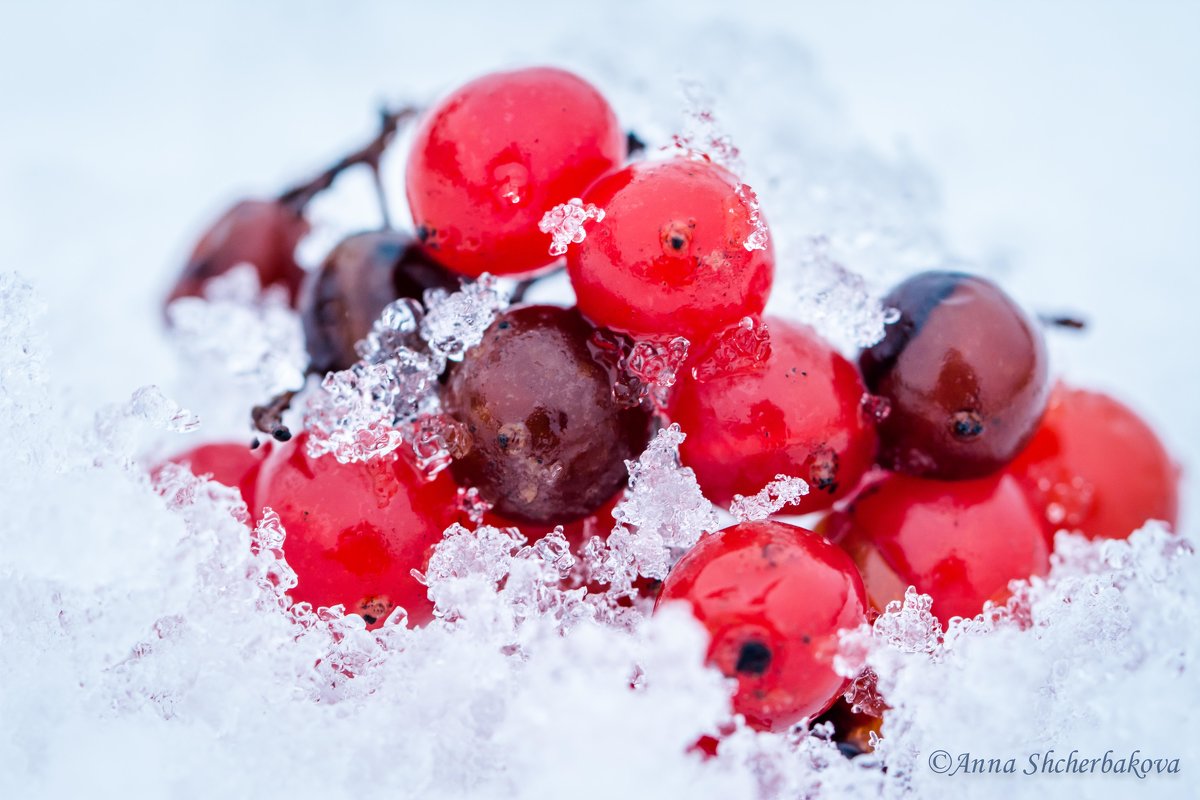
[301,230,458,374]
[255,433,458,627]
[445,305,652,523]
[656,520,867,731]
[1007,384,1180,540]
[406,67,624,277]
[860,271,1049,479]
[828,472,1050,623]
[566,157,774,343]
[670,318,877,514]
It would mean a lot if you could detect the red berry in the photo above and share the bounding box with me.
[656,521,867,731]
[406,67,624,277]
[566,158,774,343]
[1007,384,1180,540]
[168,442,265,508]
[255,433,458,627]
[829,472,1049,624]
[166,199,309,307]
[670,319,877,514]
[860,271,1049,479]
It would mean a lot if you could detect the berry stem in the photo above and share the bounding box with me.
[276,106,417,214]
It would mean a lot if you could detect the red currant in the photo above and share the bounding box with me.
[567,158,774,343]
[406,67,624,277]
[656,521,867,731]
[860,271,1049,479]
[670,319,877,514]
[167,199,309,307]
[255,433,458,627]
[1007,384,1180,540]
[828,472,1049,624]
[168,442,264,508]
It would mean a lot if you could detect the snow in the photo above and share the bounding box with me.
[729,475,810,522]
[538,198,605,257]
[1,4,1198,799]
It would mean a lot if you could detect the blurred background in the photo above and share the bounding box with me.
[1,1,1197,502]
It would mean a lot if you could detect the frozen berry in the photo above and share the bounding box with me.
[301,230,458,374]
[860,271,1049,479]
[670,319,876,514]
[406,67,624,277]
[828,472,1049,623]
[167,199,308,307]
[445,305,652,523]
[255,433,457,627]
[567,158,774,343]
[167,442,265,508]
[1007,385,1180,540]
[656,521,867,731]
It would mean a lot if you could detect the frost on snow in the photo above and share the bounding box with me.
[729,474,809,522]
[166,265,307,396]
[538,198,605,257]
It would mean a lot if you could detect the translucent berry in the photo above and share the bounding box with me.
[166,199,308,308]
[255,432,458,627]
[445,305,652,523]
[828,472,1050,623]
[566,158,774,343]
[860,271,1049,479]
[300,230,458,374]
[406,67,624,277]
[656,520,868,731]
[1007,384,1180,540]
[168,442,265,509]
[670,319,877,514]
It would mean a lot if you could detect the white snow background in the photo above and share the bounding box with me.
[1,2,1198,798]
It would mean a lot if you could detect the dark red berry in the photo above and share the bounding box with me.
[860,271,1049,479]
[406,67,624,277]
[166,199,308,307]
[255,432,458,627]
[167,441,265,509]
[828,472,1049,624]
[670,319,877,514]
[656,521,867,731]
[445,305,652,523]
[300,230,458,374]
[566,158,774,343]
[1007,384,1180,541]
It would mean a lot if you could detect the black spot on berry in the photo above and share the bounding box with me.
[273,428,292,442]
[361,614,377,625]
[735,640,772,675]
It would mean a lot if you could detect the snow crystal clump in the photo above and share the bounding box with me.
[166,265,307,396]
[538,198,605,256]
[585,424,719,590]
[729,474,809,522]
[419,273,510,362]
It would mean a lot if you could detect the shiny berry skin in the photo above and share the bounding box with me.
[860,271,1049,479]
[656,521,868,731]
[829,472,1050,623]
[446,305,652,524]
[255,433,458,627]
[168,442,264,508]
[300,230,458,374]
[567,158,774,343]
[167,199,309,307]
[670,319,876,514]
[406,67,624,278]
[1007,385,1180,540]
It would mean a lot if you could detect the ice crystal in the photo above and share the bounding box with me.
[736,182,770,252]
[691,315,772,381]
[304,361,408,463]
[166,265,306,396]
[586,424,719,590]
[676,78,743,171]
[538,198,605,256]
[783,237,897,352]
[729,474,809,521]
[420,273,510,362]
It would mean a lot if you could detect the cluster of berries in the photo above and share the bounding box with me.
[162,67,1180,744]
